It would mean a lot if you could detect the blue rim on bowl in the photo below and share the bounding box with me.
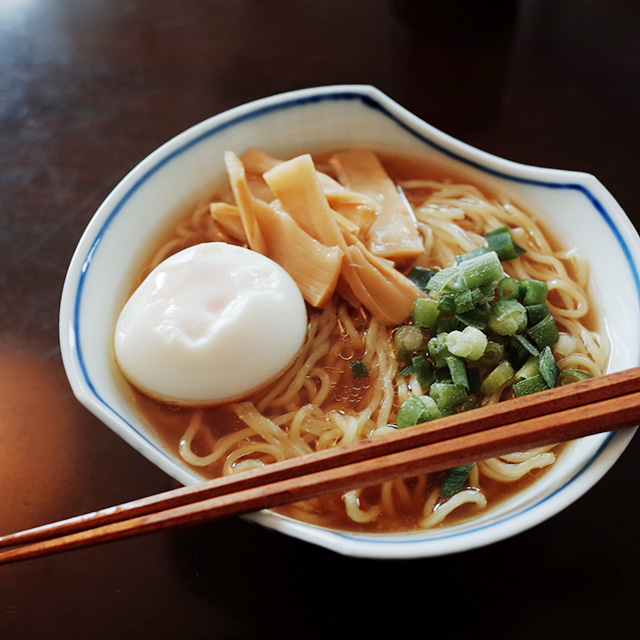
[59,85,640,558]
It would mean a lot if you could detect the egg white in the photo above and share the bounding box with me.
[114,242,308,404]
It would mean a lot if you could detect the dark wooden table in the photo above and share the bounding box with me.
[1,1,638,637]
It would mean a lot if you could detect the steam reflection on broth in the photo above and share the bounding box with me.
[116,147,607,533]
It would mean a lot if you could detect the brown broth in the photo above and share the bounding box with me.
[118,147,602,534]
[275,456,568,533]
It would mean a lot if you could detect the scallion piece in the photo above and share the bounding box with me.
[488,299,528,336]
[497,276,519,300]
[471,283,495,306]
[526,303,551,326]
[513,374,548,397]
[515,355,540,382]
[407,266,436,291]
[427,267,465,295]
[437,294,457,315]
[539,346,560,388]
[445,356,469,390]
[446,326,488,361]
[466,367,481,395]
[394,325,424,353]
[528,313,559,348]
[418,394,441,420]
[477,340,505,368]
[436,314,457,334]
[480,359,515,396]
[396,395,433,429]
[520,279,548,305]
[558,369,593,385]
[349,360,370,379]
[428,333,452,368]
[554,333,579,357]
[457,246,490,263]
[506,334,540,369]
[486,225,525,261]
[397,363,413,376]
[440,463,475,499]
[485,225,510,237]
[413,297,439,330]
[453,288,475,314]
[412,355,435,391]
[429,382,467,409]
[458,250,504,288]
[457,303,491,330]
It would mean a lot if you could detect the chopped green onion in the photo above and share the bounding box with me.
[407,266,436,291]
[457,246,490,263]
[445,356,469,390]
[436,315,457,334]
[513,374,548,397]
[440,463,475,499]
[528,314,559,348]
[477,341,505,368]
[429,382,467,409]
[515,355,540,382]
[480,360,515,396]
[488,299,528,336]
[458,250,504,288]
[485,226,508,237]
[394,325,424,353]
[526,303,551,326]
[466,367,481,395]
[435,368,452,383]
[457,303,491,330]
[471,284,495,306]
[418,395,441,420]
[400,250,563,408]
[397,363,413,376]
[485,225,525,261]
[446,326,488,361]
[437,294,457,315]
[497,276,520,300]
[396,395,433,429]
[558,369,593,385]
[428,333,452,368]
[453,288,475,314]
[413,297,439,329]
[412,355,435,391]
[349,360,370,379]
[539,346,560,388]
[520,279,548,305]
[427,267,465,294]
[506,334,540,369]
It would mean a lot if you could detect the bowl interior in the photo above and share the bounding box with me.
[60,85,640,558]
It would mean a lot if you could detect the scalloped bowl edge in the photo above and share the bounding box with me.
[59,85,640,559]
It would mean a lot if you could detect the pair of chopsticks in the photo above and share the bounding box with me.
[1,366,640,565]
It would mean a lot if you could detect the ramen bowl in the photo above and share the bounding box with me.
[59,85,640,558]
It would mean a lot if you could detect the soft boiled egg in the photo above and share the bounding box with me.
[114,242,308,404]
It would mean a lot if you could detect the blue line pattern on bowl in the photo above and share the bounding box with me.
[71,88,640,549]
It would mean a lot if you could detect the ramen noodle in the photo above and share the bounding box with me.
[119,147,608,533]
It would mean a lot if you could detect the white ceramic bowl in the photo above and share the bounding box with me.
[60,85,640,558]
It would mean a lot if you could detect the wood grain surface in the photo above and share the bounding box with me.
[0,1,638,638]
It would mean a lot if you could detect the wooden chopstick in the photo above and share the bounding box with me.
[1,366,639,565]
